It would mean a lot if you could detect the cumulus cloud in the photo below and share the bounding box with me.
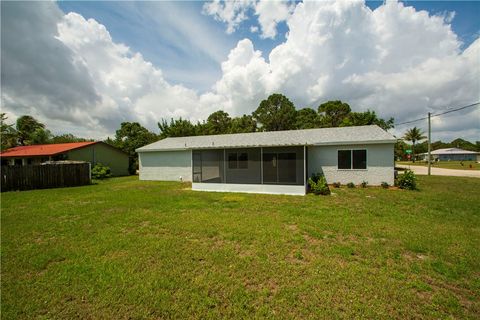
[204,0,479,140]
[203,0,293,39]
[1,0,479,141]
[1,2,214,138]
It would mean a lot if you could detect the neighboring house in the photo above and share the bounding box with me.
[0,142,129,176]
[418,148,479,162]
[136,125,396,195]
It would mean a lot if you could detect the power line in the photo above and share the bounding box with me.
[394,101,480,127]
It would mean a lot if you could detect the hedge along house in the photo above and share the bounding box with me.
[0,142,129,176]
[137,125,397,196]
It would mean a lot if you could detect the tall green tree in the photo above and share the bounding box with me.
[252,93,297,131]
[318,100,351,127]
[51,134,91,144]
[158,118,196,139]
[205,110,232,134]
[16,115,46,145]
[295,108,319,129]
[114,122,158,173]
[0,113,18,150]
[341,110,394,130]
[403,127,426,162]
[229,115,257,133]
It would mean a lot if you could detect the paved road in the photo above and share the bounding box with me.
[397,165,480,178]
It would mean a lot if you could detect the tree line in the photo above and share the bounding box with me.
[157,94,394,138]
[2,93,477,170]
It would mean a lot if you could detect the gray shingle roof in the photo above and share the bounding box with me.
[136,125,397,152]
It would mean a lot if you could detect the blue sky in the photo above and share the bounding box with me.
[58,1,480,92]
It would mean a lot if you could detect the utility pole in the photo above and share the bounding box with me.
[428,112,431,176]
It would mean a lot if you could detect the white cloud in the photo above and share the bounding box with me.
[203,0,293,39]
[202,0,255,34]
[204,0,479,141]
[254,0,294,39]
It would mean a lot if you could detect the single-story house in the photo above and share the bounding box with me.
[418,148,479,162]
[136,125,396,195]
[0,142,129,176]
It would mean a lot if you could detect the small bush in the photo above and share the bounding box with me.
[332,182,341,188]
[308,174,330,195]
[397,169,417,190]
[361,181,368,188]
[347,182,355,188]
[381,182,389,189]
[92,163,112,180]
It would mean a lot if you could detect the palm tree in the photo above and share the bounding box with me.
[403,127,427,162]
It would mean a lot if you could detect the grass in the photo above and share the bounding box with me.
[1,176,480,319]
[397,161,479,170]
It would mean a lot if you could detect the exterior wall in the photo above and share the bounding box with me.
[308,143,394,186]
[139,150,192,181]
[437,154,477,161]
[192,182,305,196]
[67,143,129,176]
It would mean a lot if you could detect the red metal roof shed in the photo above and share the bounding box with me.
[0,142,98,158]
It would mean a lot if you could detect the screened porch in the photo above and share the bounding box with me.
[192,146,305,186]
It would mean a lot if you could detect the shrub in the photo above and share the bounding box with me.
[347,182,355,188]
[91,163,112,180]
[381,182,390,189]
[397,169,417,190]
[332,182,341,188]
[361,181,368,188]
[308,174,330,195]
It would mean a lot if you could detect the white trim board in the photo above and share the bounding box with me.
[192,183,306,196]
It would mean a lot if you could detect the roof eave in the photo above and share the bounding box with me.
[137,139,397,152]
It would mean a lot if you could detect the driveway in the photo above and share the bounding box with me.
[397,165,480,178]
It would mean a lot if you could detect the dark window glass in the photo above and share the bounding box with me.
[228,153,237,169]
[338,150,351,169]
[238,153,248,169]
[278,153,296,183]
[353,150,367,169]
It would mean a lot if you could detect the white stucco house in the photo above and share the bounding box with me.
[136,125,397,195]
[418,148,479,162]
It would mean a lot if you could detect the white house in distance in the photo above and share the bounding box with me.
[136,125,397,195]
[418,148,479,162]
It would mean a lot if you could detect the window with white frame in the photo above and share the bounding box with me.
[338,149,367,169]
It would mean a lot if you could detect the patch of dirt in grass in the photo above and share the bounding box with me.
[244,277,279,296]
[285,224,299,232]
[302,233,321,245]
[403,251,429,262]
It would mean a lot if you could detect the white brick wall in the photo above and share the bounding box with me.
[308,144,394,186]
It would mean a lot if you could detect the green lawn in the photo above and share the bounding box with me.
[1,176,479,319]
[397,161,479,170]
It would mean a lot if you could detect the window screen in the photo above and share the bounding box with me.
[338,150,351,169]
[278,153,296,183]
[353,150,367,169]
[228,153,237,169]
[238,153,248,169]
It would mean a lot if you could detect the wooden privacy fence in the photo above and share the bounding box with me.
[1,163,91,192]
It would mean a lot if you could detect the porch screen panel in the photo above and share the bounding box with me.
[225,148,261,184]
[192,151,202,182]
[262,147,304,185]
[192,149,224,183]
